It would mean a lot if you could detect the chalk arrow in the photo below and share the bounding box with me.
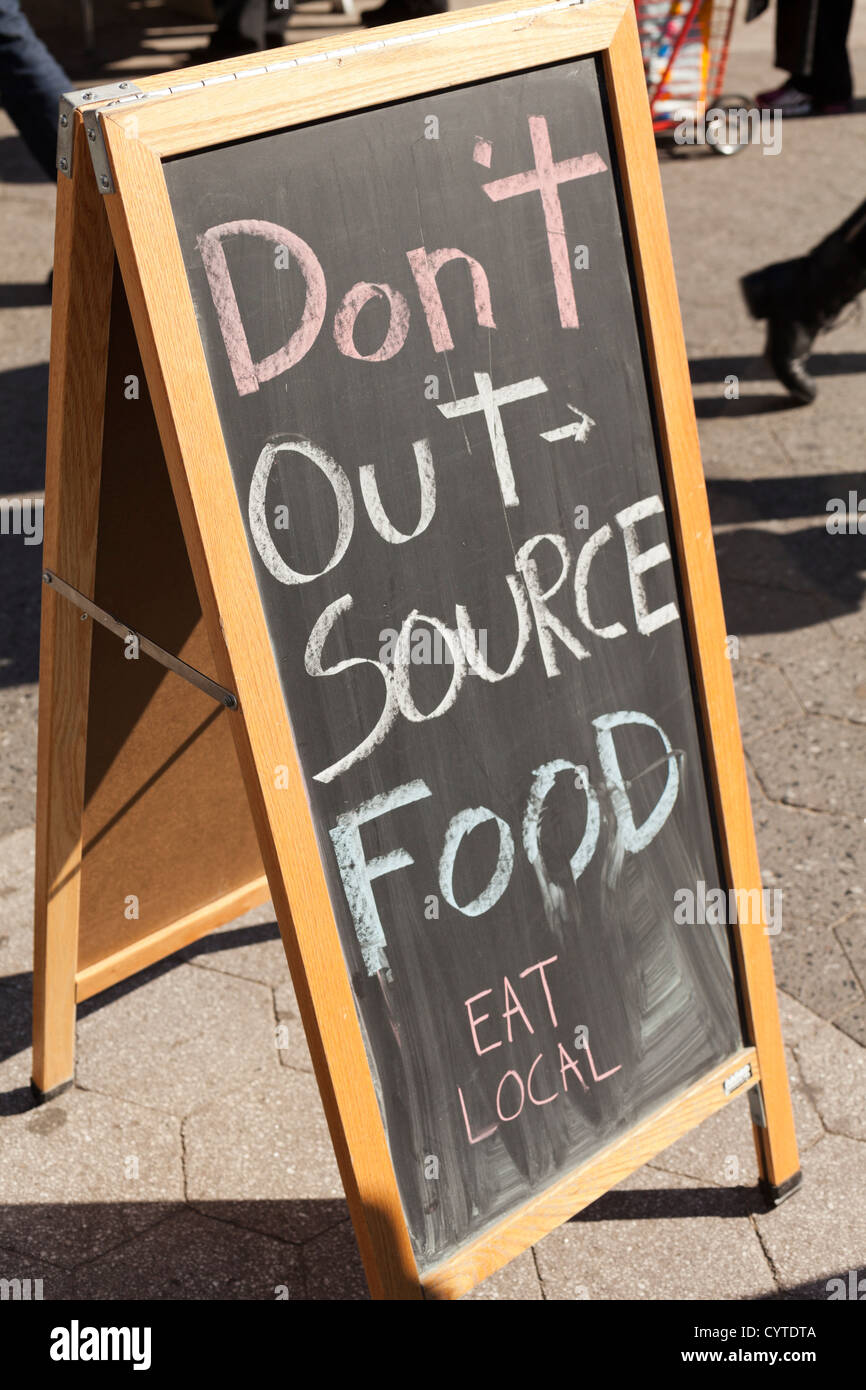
[540,404,596,445]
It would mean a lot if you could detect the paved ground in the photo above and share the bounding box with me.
[0,0,864,1299]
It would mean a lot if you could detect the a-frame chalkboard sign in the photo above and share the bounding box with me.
[34,0,801,1298]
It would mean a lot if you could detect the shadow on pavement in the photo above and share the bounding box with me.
[690,353,866,384]
[705,472,866,630]
[0,133,50,185]
[0,1200,368,1299]
[572,1184,766,1221]
[0,362,49,496]
[0,919,284,1097]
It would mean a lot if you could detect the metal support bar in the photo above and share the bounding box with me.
[42,570,238,711]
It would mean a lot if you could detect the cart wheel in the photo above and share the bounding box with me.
[707,95,754,156]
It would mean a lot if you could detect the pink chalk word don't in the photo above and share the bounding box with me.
[195,117,607,394]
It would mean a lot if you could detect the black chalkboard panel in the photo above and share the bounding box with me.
[164,54,743,1272]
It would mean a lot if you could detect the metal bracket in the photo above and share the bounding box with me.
[723,1061,753,1096]
[57,81,142,179]
[42,570,238,711]
[82,107,115,193]
[748,1084,768,1129]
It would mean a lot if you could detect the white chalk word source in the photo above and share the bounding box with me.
[298,484,678,783]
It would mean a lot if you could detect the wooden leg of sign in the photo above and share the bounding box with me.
[32,126,115,1100]
[731,915,803,1206]
[33,125,269,1096]
[604,3,801,1208]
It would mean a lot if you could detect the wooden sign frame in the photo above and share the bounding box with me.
[34,0,800,1299]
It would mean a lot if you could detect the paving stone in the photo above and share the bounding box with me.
[755,1136,866,1294]
[273,978,314,1074]
[76,962,277,1115]
[833,1000,866,1049]
[719,584,839,669]
[748,716,866,816]
[714,525,834,598]
[770,919,863,1022]
[0,1086,183,1266]
[0,1243,77,1300]
[798,658,866,726]
[0,826,35,988]
[651,1049,822,1190]
[734,606,865,734]
[73,1208,302,1301]
[791,1020,866,1141]
[751,800,864,928]
[731,659,803,741]
[533,1167,774,1301]
[301,1218,368,1301]
[829,610,866,646]
[0,981,35,1116]
[463,1248,543,1300]
[0,678,39,840]
[180,901,291,990]
[835,915,866,988]
[184,1068,346,1244]
[744,752,766,809]
[776,990,824,1047]
[727,526,865,606]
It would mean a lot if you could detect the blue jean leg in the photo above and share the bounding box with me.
[0,0,70,178]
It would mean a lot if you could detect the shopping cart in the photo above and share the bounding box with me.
[636,0,752,154]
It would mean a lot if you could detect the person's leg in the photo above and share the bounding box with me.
[208,0,269,55]
[741,198,866,403]
[361,0,447,28]
[809,0,854,108]
[0,0,70,179]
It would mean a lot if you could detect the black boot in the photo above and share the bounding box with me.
[741,222,866,404]
[362,0,446,26]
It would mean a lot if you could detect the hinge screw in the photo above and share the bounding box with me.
[59,113,68,127]
[58,156,69,172]
[100,175,110,189]
[88,127,97,141]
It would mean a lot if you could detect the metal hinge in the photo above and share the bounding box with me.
[56,82,142,180]
[55,0,591,187]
